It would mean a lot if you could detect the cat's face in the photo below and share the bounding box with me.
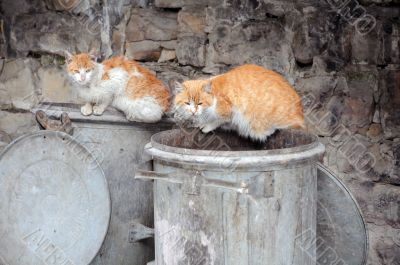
[66,53,96,86]
[174,80,214,120]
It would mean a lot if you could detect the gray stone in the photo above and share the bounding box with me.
[368,143,390,181]
[379,70,400,139]
[373,109,381,123]
[142,62,197,78]
[160,40,178,50]
[175,7,207,67]
[0,111,38,139]
[38,66,79,104]
[206,20,292,74]
[292,23,314,65]
[111,6,132,56]
[126,8,178,42]
[0,59,39,110]
[286,5,351,73]
[154,0,214,8]
[154,0,186,8]
[125,41,162,61]
[0,0,46,17]
[367,124,383,142]
[367,5,400,19]
[0,83,12,110]
[157,70,188,93]
[377,22,400,65]
[389,142,400,185]
[158,49,176,63]
[341,97,373,132]
[0,25,6,58]
[10,12,101,56]
[205,5,268,33]
[178,7,206,36]
[40,54,56,67]
[141,62,198,90]
[176,36,206,67]
[296,76,347,136]
[296,75,337,101]
[368,184,400,228]
[361,0,400,5]
[351,25,381,65]
[43,0,99,14]
[336,153,355,174]
[334,70,376,132]
[261,0,287,17]
[0,130,11,153]
[366,223,400,265]
[290,7,326,67]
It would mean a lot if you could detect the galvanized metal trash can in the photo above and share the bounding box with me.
[0,131,111,265]
[136,129,325,265]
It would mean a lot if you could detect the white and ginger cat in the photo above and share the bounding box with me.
[66,52,170,123]
[173,64,305,141]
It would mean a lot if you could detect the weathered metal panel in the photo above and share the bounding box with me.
[139,129,324,265]
[0,131,110,265]
[31,104,174,265]
[69,122,171,265]
[138,129,368,265]
[317,164,368,265]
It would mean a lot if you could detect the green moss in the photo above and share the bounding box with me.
[55,55,66,66]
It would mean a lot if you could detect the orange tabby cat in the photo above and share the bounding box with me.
[66,53,170,122]
[173,64,304,141]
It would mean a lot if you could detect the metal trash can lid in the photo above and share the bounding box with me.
[0,131,111,265]
[317,163,368,265]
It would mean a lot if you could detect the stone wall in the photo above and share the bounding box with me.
[0,0,399,264]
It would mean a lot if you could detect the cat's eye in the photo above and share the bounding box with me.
[185,102,190,105]
[198,103,203,105]
[74,70,79,73]
[86,69,91,73]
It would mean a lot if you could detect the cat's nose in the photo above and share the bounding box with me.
[80,75,86,81]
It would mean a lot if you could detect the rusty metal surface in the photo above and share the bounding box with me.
[0,130,110,265]
[317,163,368,265]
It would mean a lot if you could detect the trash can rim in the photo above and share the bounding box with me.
[145,130,325,170]
[149,129,323,157]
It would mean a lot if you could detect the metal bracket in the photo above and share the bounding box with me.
[248,172,275,198]
[183,171,203,195]
[128,222,154,243]
[135,169,249,195]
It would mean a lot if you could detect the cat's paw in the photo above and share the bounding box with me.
[81,104,93,116]
[93,105,106,116]
[201,125,215,134]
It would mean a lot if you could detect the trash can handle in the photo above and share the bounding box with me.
[135,168,248,195]
[135,169,182,183]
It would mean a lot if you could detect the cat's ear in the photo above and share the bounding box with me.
[89,53,98,62]
[89,48,100,62]
[203,82,212,94]
[172,80,184,95]
[64,51,73,64]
